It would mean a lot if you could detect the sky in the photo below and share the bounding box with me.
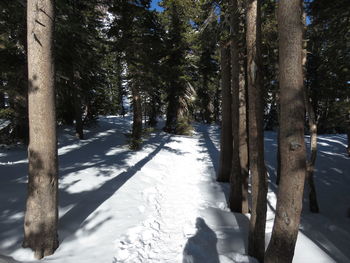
[150,0,164,12]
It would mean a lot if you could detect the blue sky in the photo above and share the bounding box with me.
[150,0,164,11]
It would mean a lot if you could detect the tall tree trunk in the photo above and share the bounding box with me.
[229,0,242,213]
[239,37,249,214]
[71,71,84,140]
[347,127,350,156]
[246,0,267,261]
[265,0,306,262]
[203,75,212,124]
[218,43,233,182]
[305,96,319,213]
[148,94,158,127]
[302,12,319,213]
[24,0,59,259]
[164,82,179,133]
[131,82,142,150]
[0,92,5,108]
[213,78,220,124]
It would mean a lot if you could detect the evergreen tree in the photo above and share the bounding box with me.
[265,0,307,262]
[246,0,267,261]
[23,0,59,258]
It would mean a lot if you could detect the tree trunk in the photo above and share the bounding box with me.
[24,0,59,259]
[305,97,319,213]
[148,95,158,127]
[239,41,249,214]
[229,0,242,213]
[265,0,306,262]
[303,9,319,212]
[71,71,84,140]
[213,78,220,124]
[164,82,179,133]
[218,43,233,182]
[246,0,267,261]
[347,127,350,156]
[0,92,5,108]
[131,82,142,150]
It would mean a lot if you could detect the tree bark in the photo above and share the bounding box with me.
[131,82,142,150]
[246,0,267,261]
[265,0,306,262]
[218,43,233,182]
[0,92,5,108]
[305,97,319,213]
[239,40,249,214]
[229,0,243,213]
[71,71,84,140]
[24,0,59,259]
[347,127,350,156]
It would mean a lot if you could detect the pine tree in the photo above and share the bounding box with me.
[229,0,242,213]
[265,0,306,262]
[246,0,267,261]
[23,0,59,258]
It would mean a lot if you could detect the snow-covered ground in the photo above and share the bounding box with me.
[0,116,349,263]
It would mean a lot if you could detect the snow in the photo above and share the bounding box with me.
[0,116,349,262]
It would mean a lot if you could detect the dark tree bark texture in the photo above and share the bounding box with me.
[265,0,307,262]
[246,0,267,261]
[218,43,233,182]
[229,0,242,213]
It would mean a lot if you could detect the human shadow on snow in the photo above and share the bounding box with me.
[183,218,220,263]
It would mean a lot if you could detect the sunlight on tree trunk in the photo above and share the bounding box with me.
[24,0,59,258]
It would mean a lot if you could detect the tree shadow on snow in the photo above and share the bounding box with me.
[0,116,171,254]
[59,134,170,242]
[264,131,350,263]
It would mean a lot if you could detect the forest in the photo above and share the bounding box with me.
[0,0,349,262]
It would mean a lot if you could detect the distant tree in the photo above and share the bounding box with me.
[237,0,249,215]
[161,0,193,134]
[217,3,232,183]
[218,43,232,182]
[0,1,28,143]
[246,0,267,261]
[265,0,307,262]
[23,0,59,259]
[302,10,319,213]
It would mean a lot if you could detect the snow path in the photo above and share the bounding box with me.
[0,116,348,263]
[113,136,208,263]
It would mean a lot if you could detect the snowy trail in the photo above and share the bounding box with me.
[113,136,207,263]
[0,116,348,263]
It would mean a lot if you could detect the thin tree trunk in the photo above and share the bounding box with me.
[164,82,179,133]
[265,0,306,262]
[246,0,267,261]
[302,8,318,213]
[229,0,242,213]
[148,94,158,127]
[305,97,319,213]
[239,39,249,214]
[347,127,350,156]
[131,82,142,150]
[0,92,5,108]
[24,0,59,259]
[214,78,220,124]
[218,43,233,182]
[71,71,84,140]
